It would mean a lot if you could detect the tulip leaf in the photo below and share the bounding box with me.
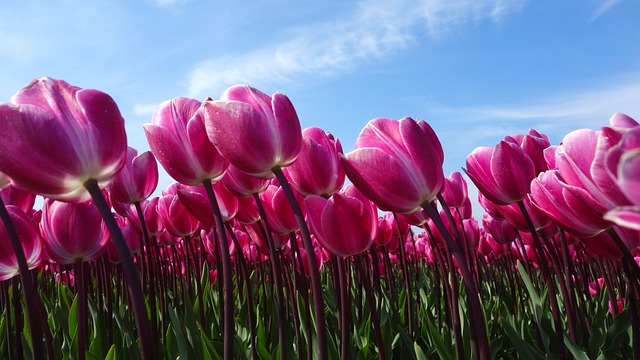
[596,309,631,360]
[501,320,547,360]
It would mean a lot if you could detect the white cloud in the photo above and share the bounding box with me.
[133,103,160,116]
[151,0,191,7]
[186,0,525,98]
[431,77,640,130]
[591,0,620,21]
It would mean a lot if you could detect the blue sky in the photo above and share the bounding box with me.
[1,0,639,214]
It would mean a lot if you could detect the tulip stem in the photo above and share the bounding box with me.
[273,166,327,360]
[0,198,45,359]
[84,180,156,359]
[422,201,490,360]
[252,194,288,360]
[202,179,235,360]
[516,200,566,359]
[134,202,158,338]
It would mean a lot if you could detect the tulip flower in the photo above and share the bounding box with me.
[464,140,535,205]
[203,85,302,178]
[221,164,269,198]
[157,186,200,237]
[531,170,611,237]
[0,185,37,214]
[482,215,517,244]
[341,117,444,214]
[114,197,165,237]
[0,77,127,201]
[306,184,377,257]
[441,171,468,209]
[604,125,640,229]
[144,97,228,186]
[0,206,42,281]
[39,199,109,264]
[258,184,301,235]
[107,147,158,204]
[284,127,345,197]
[177,182,238,226]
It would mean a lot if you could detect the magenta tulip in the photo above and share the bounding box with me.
[341,117,444,214]
[0,77,127,202]
[284,127,345,197]
[0,206,42,281]
[221,164,269,198]
[107,147,158,204]
[258,184,301,235]
[464,140,535,205]
[144,97,228,186]
[177,182,238,226]
[203,85,302,178]
[40,199,109,264]
[531,170,611,237]
[441,171,468,208]
[0,184,37,214]
[157,185,200,237]
[305,184,377,257]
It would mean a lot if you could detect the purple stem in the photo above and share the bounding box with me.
[84,180,156,359]
[272,166,327,360]
[202,179,235,360]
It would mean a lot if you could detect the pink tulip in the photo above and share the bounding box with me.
[0,206,42,281]
[0,77,127,202]
[258,184,302,235]
[234,196,260,224]
[0,185,36,214]
[305,184,377,257]
[284,127,345,197]
[221,164,269,197]
[177,182,238,226]
[554,128,630,215]
[530,170,611,237]
[441,171,468,208]
[113,197,165,237]
[157,185,200,237]
[107,147,158,204]
[604,125,640,229]
[39,199,109,264]
[203,85,302,178]
[482,215,516,244]
[504,129,551,175]
[464,140,535,205]
[144,97,228,186]
[341,117,444,214]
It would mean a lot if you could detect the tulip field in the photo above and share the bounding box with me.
[0,77,639,360]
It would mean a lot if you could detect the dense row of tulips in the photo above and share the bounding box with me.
[0,77,639,359]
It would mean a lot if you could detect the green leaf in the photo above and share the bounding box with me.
[414,342,428,360]
[596,309,632,360]
[104,345,116,360]
[502,320,547,360]
[563,334,589,360]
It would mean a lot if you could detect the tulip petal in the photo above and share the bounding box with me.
[604,206,640,230]
[342,148,424,213]
[204,100,277,178]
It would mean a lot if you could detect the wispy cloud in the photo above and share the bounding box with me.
[591,0,620,21]
[133,103,160,116]
[431,76,640,131]
[151,0,191,7]
[186,0,525,98]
